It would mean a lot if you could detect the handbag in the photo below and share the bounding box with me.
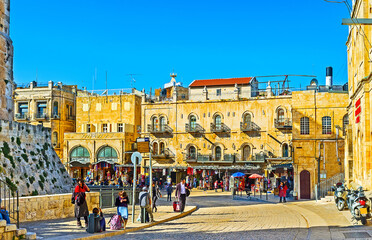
[186,188,190,197]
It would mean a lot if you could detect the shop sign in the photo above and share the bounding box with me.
[137,142,150,153]
[137,137,150,142]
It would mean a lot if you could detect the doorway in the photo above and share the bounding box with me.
[300,170,310,199]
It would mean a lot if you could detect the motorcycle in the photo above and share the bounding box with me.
[346,186,371,225]
[331,182,347,211]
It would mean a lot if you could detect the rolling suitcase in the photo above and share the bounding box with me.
[173,201,180,212]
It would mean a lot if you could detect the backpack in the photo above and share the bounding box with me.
[139,193,149,207]
[108,214,122,230]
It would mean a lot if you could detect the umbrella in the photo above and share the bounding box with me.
[249,173,263,179]
[231,172,245,178]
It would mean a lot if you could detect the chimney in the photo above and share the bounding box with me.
[326,66,333,88]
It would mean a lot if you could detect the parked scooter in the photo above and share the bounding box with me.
[346,186,371,225]
[331,182,347,211]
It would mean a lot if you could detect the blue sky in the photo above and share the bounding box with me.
[11,0,349,92]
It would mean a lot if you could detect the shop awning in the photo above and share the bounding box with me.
[69,159,90,168]
[93,159,118,165]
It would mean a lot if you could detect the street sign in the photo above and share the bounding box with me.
[131,152,142,165]
[137,142,150,153]
[137,137,150,142]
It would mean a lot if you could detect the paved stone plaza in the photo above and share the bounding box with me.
[105,191,372,240]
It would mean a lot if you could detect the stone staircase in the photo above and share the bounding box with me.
[0,220,36,240]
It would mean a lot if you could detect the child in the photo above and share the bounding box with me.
[115,191,129,229]
[92,208,105,232]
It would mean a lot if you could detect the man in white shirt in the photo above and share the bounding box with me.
[175,178,188,213]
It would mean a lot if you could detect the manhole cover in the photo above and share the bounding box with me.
[343,232,371,238]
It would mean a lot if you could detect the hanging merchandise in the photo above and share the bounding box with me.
[193,169,197,175]
[202,170,206,178]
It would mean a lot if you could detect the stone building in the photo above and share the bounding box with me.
[343,0,372,191]
[14,81,78,159]
[142,74,348,199]
[64,91,141,179]
[0,0,14,121]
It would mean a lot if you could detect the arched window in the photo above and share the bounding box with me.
[160,142,165,154]
[215,146,222,161]
[159,117,166,132]
[153,142,158,155]
[282,143,289,157]
[189,146,196,159]
[242,145,251,161]
[97,146,118,162]
[190,115,197,131]
[70,146,90,162]
[322,116,332,135]
[300,117,309,135]
[343,114,349,136]
[52,132,58,147]
[215,115,222,130]
[278,109,285,124]
[53,102,58,116]
[152,117,158,131]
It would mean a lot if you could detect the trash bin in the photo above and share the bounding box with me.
[86,213,100,233]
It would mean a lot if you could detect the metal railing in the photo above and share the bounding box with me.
[210,123,230,133]
[84,186,141,209]
[0,179,19,228]
[318,173,344,199]
[240,121,261,132]
[184,153,197,162]
[185,123,205,133]
[274,118,292,129]
[35,112,48,120]
[232,187,268,201]
[147,124,173,134]
[15,113,28,120]
[152,148,175,159]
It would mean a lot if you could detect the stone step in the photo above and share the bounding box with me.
[16,228,27,236]
[5,224,17,232]
[26,232,37,240]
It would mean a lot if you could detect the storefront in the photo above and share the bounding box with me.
[68,146,90,179]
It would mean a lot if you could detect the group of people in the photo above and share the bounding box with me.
[72,177,190,231]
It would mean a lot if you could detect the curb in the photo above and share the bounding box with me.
[74,206,198,240]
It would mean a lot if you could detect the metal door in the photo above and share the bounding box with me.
[300,170,310,199]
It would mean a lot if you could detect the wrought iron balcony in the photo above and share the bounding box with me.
[197,154,211,162]
[35,112,48,120]
[184,153,198,162]
[147,124,173,134]
[185,123,205,133]
[240,121,261,132]
[274,118,292,129]
[235,153,266,163]
[152,148,175,159]
[210,123,230,133]
[15,113,28,120]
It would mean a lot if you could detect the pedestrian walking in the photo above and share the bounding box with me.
[175,178,189,213]
[167,183,173,201]
[115,191,129,229]
[152,182,161,212]
[73,178,90,228]
[214,180,218,192]
[139,187,154,222]
[279,182,288,203]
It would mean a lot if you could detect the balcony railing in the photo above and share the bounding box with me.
[185,123,205,133]
[152,148,175,159]
[15,113,28,120]
[184,153,197,162]
[147,124,173,134]
[235,153,266,163]
[210,123,230,133]
[52,113,60,119]
[67,115,76,120]
[35,112,48,120]
[240,121,261,132]
[274,118,292,129]
[197,154,235,162]
[197,154,211,162]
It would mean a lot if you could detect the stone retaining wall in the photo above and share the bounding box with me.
[17,192,99,222]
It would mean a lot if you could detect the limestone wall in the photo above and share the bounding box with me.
[0,120,73,196]
[14,192,99,222]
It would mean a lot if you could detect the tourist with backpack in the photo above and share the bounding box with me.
[139,187,153,222]
[73,178,90,228]
[115,191,129,229]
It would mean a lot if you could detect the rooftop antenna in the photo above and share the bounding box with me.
[126,74,141,89]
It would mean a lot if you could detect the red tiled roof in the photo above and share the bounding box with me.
[189,77,252,87]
